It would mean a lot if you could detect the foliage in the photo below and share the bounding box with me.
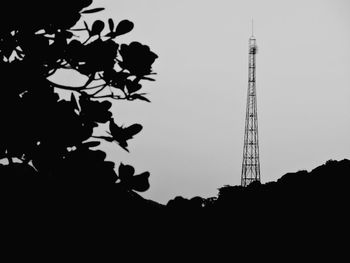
[0,0,158,195]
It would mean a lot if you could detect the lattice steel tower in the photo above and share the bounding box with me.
[241,24,261,187]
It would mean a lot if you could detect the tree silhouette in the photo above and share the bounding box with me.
[0,0,158,202]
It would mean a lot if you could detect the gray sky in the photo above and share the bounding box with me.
[63,0,350,204]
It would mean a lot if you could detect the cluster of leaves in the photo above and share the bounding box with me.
[0,0,157,195]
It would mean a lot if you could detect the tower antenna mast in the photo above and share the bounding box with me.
[241,22,261,187]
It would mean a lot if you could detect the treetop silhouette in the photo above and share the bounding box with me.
[0,0,158,197]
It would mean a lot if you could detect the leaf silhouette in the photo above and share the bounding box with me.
[125,79,142,94]
[108,18,114,31]
[79,93,112,124]
[117,164,150,192]
[131,171,150,192]
[90,20,105,36]
[122,124,143,140]
[118,42,158,76]
[141,76,156,81]
[82,141,101,148]
[114,20,134,37]
[130,94,151,102]
[118,163,135,181]
[108,119,143,151]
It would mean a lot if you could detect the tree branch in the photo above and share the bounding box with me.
[92,93,125,100]
[90,84,107,96]
[85,84,108,90]
[47,79,85,92]
[7,156,13,165]
[47,74,96,92]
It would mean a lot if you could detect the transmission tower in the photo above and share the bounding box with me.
[241,23,261,187]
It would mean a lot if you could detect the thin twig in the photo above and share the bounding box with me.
[92,93,124,100]
[90,84,107,96]
[85,84,107,90]
[47,74,96,92]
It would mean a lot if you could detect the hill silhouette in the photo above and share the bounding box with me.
[159,159,350,257]
[165,159,350,227]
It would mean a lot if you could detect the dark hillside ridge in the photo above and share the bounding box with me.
[166,159,350,221]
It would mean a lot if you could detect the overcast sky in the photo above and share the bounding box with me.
[67,0,350,204]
